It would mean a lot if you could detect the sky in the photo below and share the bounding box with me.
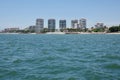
[0,0,120,30]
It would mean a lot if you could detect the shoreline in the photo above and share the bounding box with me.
[0,32,120,35]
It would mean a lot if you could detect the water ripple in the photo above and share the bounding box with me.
[0,34,120,80]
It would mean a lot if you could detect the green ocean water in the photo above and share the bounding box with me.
[0,34,120,80]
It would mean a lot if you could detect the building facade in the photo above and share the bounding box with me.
[79,18,87,29]
[29,25,36,32]
[74,23,80,29]
[48,19,56,32]
[95,23,104,28]
[35,18,44,33]
[59,20,66,30]
[4,28,19,32]
[71,19,78,29]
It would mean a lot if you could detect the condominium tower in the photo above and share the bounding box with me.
[59,20,66,29]
[71,20,78,29]
[35,18,44,33]
[48,19,56,32]
[79,18,86,29]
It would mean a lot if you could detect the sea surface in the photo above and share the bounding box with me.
[0,34,120,80]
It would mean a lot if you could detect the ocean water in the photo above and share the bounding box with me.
[0,34,120,80]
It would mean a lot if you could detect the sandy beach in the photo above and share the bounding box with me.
[1,32,120,34]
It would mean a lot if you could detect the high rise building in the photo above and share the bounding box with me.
[48,19,56,32]
[59,20,66,29]
[71,20,78,28]
[35,18,44,33]
[79,18,87,29]
[74,23,80,29]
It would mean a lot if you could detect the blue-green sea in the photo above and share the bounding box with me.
[0,34,120,80]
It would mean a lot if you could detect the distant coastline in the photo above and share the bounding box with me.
[1,32,120,35]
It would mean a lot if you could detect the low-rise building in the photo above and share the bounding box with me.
[4,28,19,32]
[28,25,36,32]
[95,23,104,28]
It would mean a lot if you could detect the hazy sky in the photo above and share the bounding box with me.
[0,0,120,30]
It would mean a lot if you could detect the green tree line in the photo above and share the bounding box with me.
[109,25,120,32]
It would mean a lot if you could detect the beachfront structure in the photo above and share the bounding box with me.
[59,20,66,29]
[95,23,104,28]
[35,18,44,33]
[71,20,78,29]
[74,23,80,29]
[29,25,36,32]
[48,19,56,32]
[79,18,87,29]
[4,28,19,32]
